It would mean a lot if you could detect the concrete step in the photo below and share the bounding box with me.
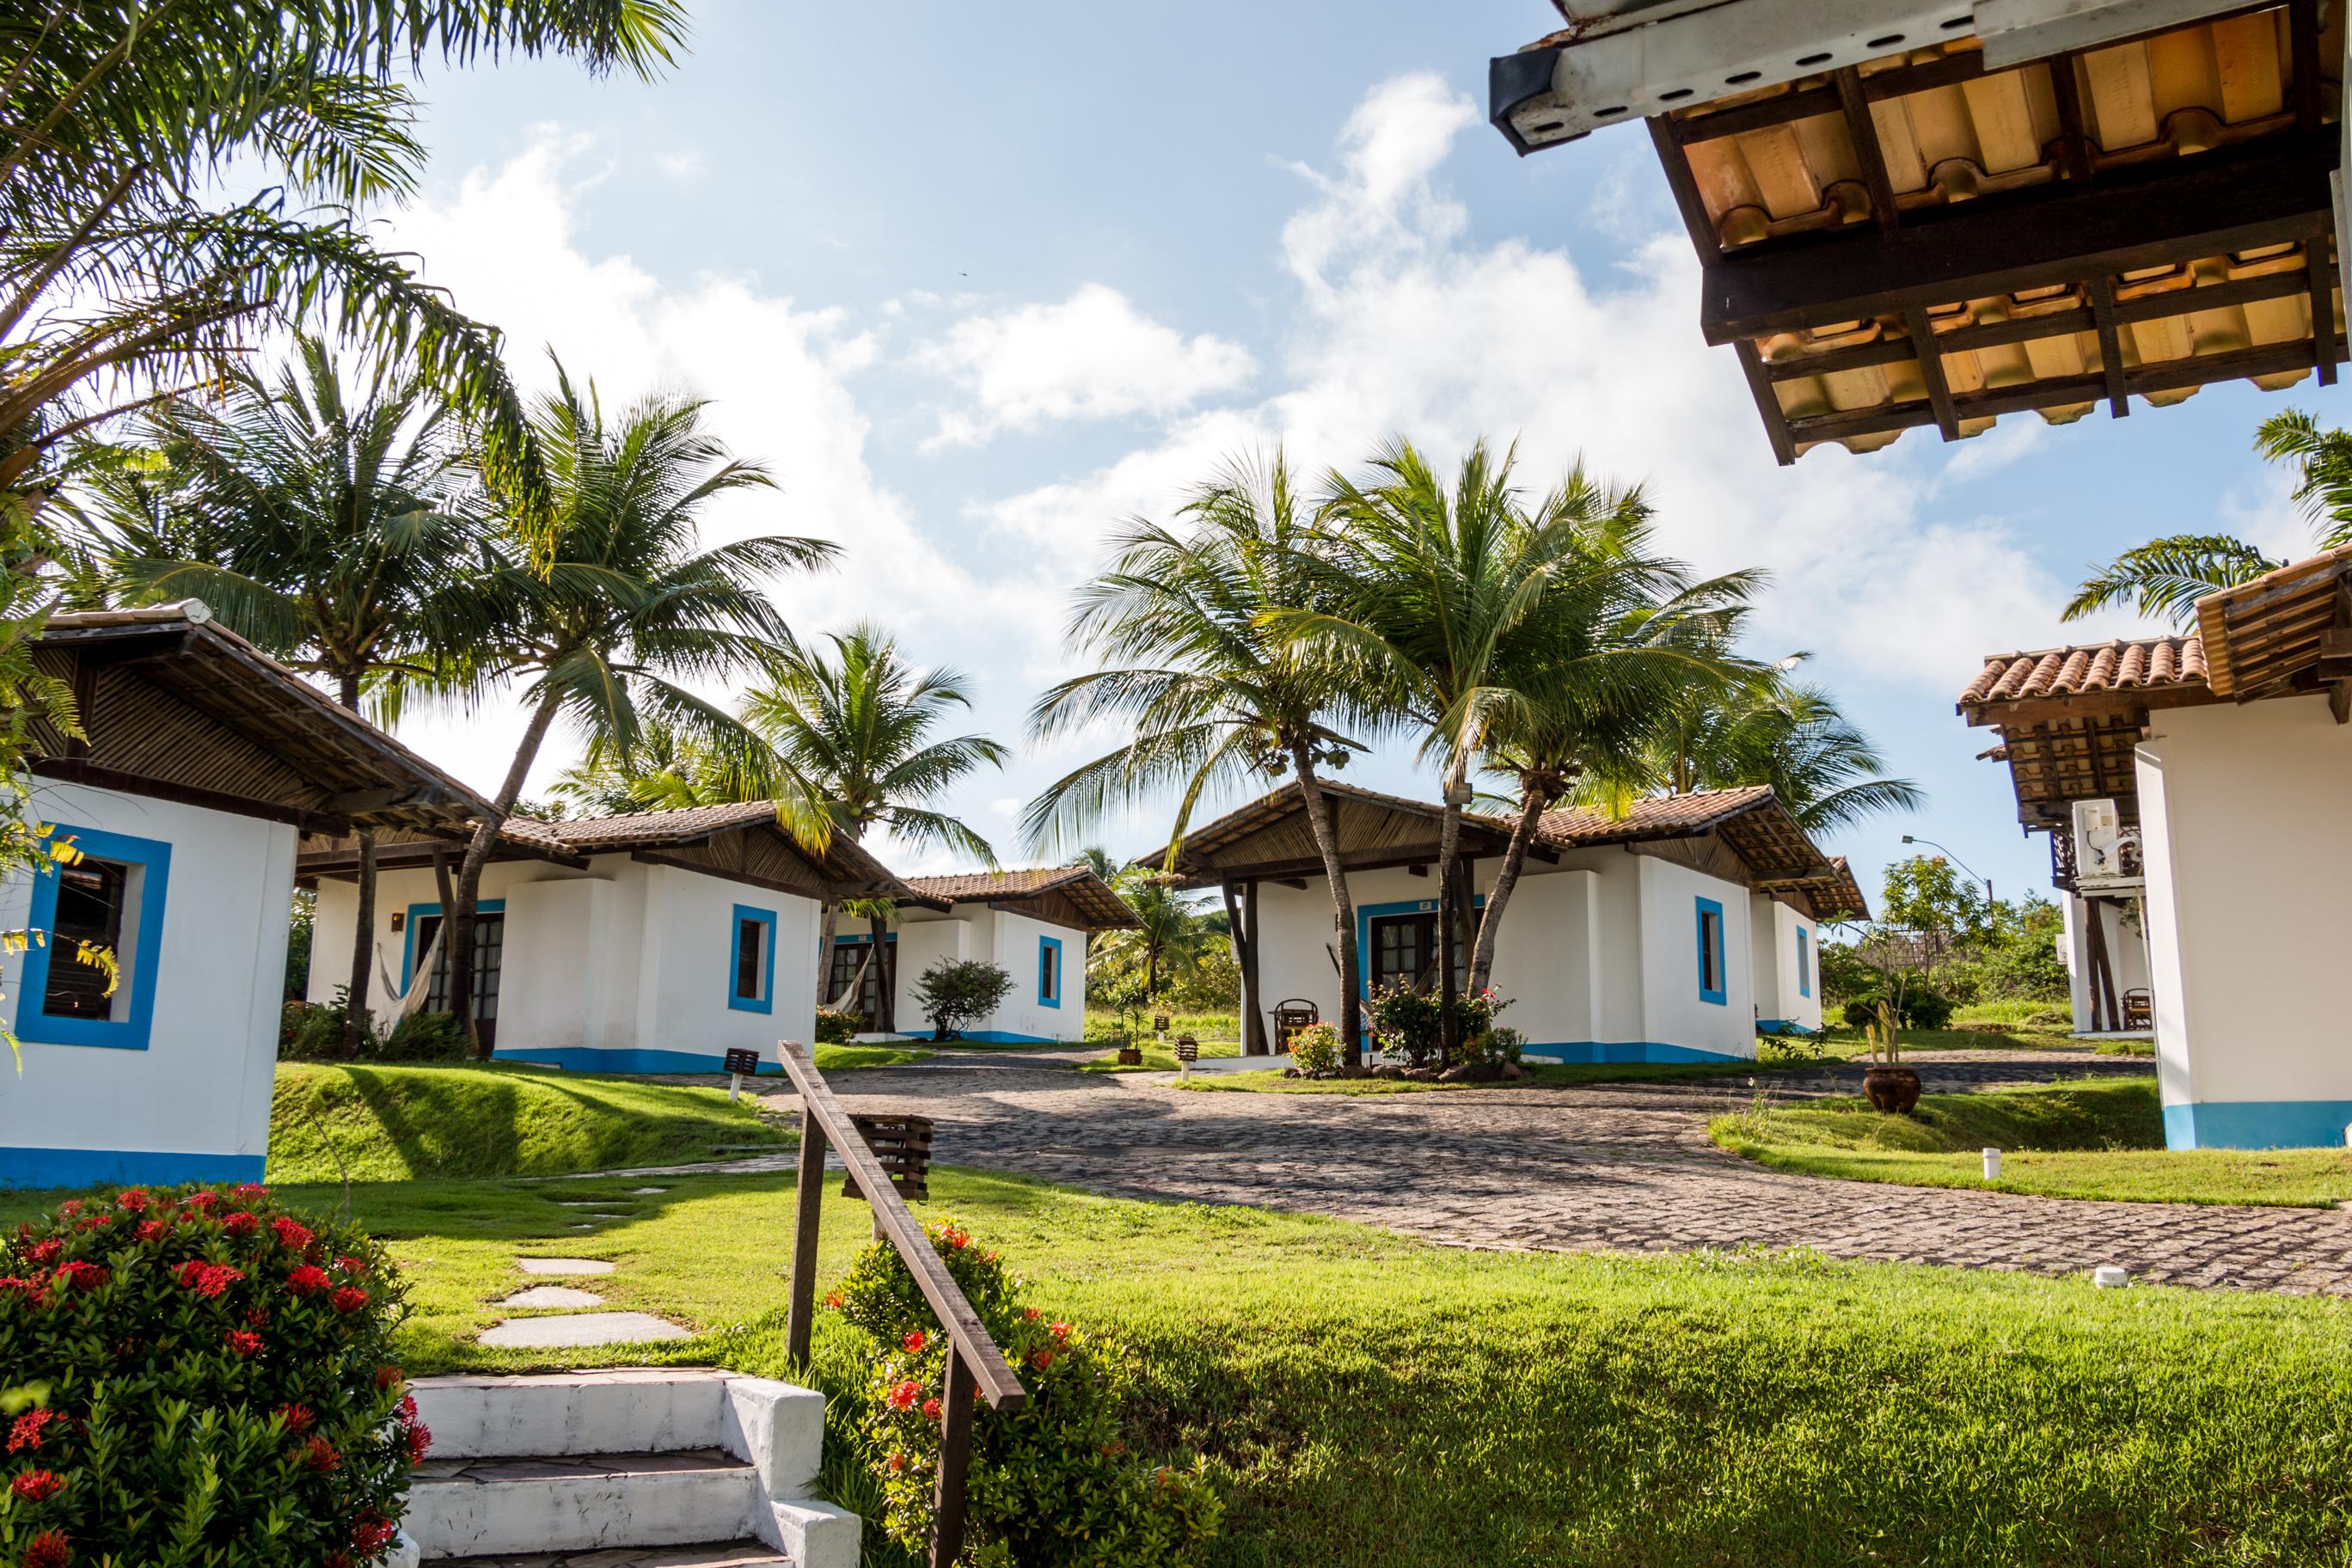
[436,1543,790,1566]
[404,1370,859,1568]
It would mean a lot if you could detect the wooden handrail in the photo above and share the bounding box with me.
[774,1038,1026,1568]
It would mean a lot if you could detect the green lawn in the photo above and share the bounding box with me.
[268,1062,787,1182]
[1177,1043,1859,1094]
[1080,1037,1244,1074]
[812,1043,932,1070]
[4,1167,2341,1565]
[1712,1077,2352,1206]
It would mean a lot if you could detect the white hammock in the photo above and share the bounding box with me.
[374,925,444,1020]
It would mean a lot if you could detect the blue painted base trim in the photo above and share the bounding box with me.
[493,1047,784,1076]
[1522,1040,1748,1065]
[1755,1020,1822,1038]
[947,1030,1060,1044]
[0,1147,265,1191]
[2162,1099,2352,1150]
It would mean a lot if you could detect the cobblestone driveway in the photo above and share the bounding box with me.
[759,1051,2352,1295]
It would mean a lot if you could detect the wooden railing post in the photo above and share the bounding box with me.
[930,1344,976,1568]
[786,1106,828,1366]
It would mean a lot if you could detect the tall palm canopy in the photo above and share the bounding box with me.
[2063,408,2352,628]
[77,334,483,1051]
[437,370,836,1052]
[744,623,1009,1031]
[1303,439,1762,1014]
[1026,453,1382,1057]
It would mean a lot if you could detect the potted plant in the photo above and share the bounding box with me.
[1859,998,1921,1114]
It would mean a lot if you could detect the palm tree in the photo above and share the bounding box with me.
[78,336,478,1052]
[548,718,732,815]
[741,623,1010,1032]
[1096,876,1214,999]
[1589,652,1922,837]
[433,371,835,1055]
[2062,408,2352,628]
[1025,454,1381,1063]
[1302,441,1757,1050]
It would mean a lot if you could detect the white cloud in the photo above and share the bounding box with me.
[915,283,1255,448]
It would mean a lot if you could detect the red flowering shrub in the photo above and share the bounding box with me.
[0,1184,420,1565]
[831,1217,1221,1567]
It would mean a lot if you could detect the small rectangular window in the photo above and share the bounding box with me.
[1798,928,1811,998]
[735,918,765,1001]
[727,905,776,1015]
[42,859,126,1020]
[1039,940,1058,1004]
[1695,897,1726,1006]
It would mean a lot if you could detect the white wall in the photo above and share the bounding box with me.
[888,906,1090,1042]
[2137,692,2352,1148]
[0,782,295,1186]
[1749,895,1822,1032]
[1242,848,1761,1063]
[2060,891,2151,1035]
[310,853,822,1072]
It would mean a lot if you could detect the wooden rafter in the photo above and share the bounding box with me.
[1832,67,1899,235]
[2086,274,2129,418]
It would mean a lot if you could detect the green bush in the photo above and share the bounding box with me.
[279,998,363,1061]
[911,959,1016,1042]
[0,1184,422,1567]
[1288,1023,1343,1078]
[1366,983,1509,1069]
[376,1011,468,1063]
[830,1218,1221,1567]
[813,1007,861,1044]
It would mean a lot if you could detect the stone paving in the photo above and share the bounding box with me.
[733,1049,2352,1295]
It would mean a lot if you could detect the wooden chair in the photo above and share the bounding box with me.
[1271,998,1320,1053]
[2122,989,2153,1031]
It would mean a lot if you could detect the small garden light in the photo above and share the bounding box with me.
[1982,1148,2001,1180]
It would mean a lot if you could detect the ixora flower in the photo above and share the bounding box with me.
[26,1239,59,1266]
[1028,1349,1054,1372]
[374,1364,404,1390]
[328,1286,370,1315]
[921,1397,941,1424]
[113,1189,149,1212]
[298,1436,340,1474]
[885,1380,922,1412]
[22,1528,69,1568]
[351,1517,396,1554]
[333,1256,366,1277]
[274,1404,315,1434]
[182,1192,217,1213]
[284,1265,331,1297]
[270,1218,314,1252]
[174,1260,244,1299]
[51,1262,104,1293]
[230,1183,268,1199]
[221,1212,260,1236]
[885,1451,907,1474]
[0,1276,50,1307]
[7,1409,56,1454]
[10,1469,62,1503]
[224,1328,264,1357]
[902,1329,927,1354]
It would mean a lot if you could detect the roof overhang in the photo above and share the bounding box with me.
[1489,0,2345,463]
[2194,541,2352,707]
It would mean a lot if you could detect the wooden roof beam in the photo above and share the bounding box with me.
[1700,132,2339,343]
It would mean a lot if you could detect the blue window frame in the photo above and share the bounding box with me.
[1797,928,1811,998]
[728,904,779,1014]
[1038,935,1063,1008]
[1694,897,1727,1007]
[14,824,172,1050]
[400,900,507,989]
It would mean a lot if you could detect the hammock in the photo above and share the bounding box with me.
[825,944,876,1012]
[373,924,444,1021]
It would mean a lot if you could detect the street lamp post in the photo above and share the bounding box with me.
[1900,835,1992,905]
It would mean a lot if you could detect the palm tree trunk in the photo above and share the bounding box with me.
[1435,758,1467,1063]
[1468,778,1549,993]
[1289,741,1361,1067]
[450,691,561,1060]
[866,908,894,1033]
[816,902,838,993]
[335,670,374,1058]
[343,831,376,1057]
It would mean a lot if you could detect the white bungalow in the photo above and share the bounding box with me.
[1963,545,2352,1149]
[826,868,1137,1044]
[302,801,928,1075]
[1141,781,1865,1063]
[0,603,490,1189]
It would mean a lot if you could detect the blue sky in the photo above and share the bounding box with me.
[375,0,2341,905]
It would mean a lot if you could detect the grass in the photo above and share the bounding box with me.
[1712,1076,2352,1206]
[1174,1039,1860,1094]
[812,1043,931,1071]
[1079,1037,1243,1074]
[268,1062,787,1183]
[8,1167,2343,1565]
[1084,1008,1240,1044]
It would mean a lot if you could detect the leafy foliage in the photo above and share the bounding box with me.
[813,1006,863,1045]
[1286,1022,1344,1078]
[830,1218,1222,1567]
[0,1184,421,1566]
[911,960,1017,1042]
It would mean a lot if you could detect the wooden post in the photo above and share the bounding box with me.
[785,1107,829,1366]
[1240,879,1266,1056]
[930,1344,977,1568]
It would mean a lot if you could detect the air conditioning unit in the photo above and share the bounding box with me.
[2072,799,2143,891]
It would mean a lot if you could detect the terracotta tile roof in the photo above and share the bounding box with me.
[2193,541,2352,696]
[516,799,785,849]
[1959,636,2210,708]
[903,867,1141,931]
[1533,785,1779,847]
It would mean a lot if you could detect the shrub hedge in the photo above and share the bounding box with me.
[0,1184,423,1566]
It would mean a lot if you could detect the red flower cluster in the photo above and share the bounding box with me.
[55,1201,81,1219]
[231,1182,267,1199]
[921,1396,942,1424]
[285,1265,331,1297]
[173,1260,243,1299]
[374,1364,404,1390]
[52,1262,106,1293]
[352,1516,396,1554]
[221,1212,259,1237]
[27,1239,59,1266]
[0,1277,50,1308]
[22,1528,68,1568]
[885,1379,922,1412]
[299,1435,340,1473]
[824,1290,844,1310]
[1029,1349,1054,1372]
[902,1329,927,1354]
[134,1221,168,1245]
[224,1329,264,1358]
[402,1422,432,1467]
[11,1469,61,1503]
[1049,1321,1071,1342]
[886,1451,907,1473]
[113,1189,149,1213]
[183,1192,217,1213]
[334,1256,366,1277]
[328,1286,370,1314]
[276,1404,315,1434]
[270,1218,313,1251]
[938,1224,971,1251]
[8,1409,56,1454]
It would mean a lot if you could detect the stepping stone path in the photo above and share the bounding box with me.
[486,1253,685,1349]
